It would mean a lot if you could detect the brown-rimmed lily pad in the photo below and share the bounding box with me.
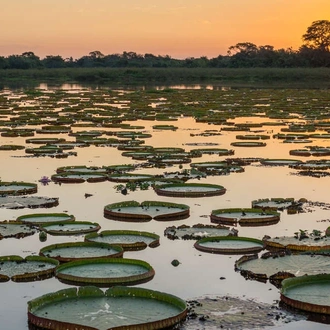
[85,230,160,251]
[281,274,330,316]
[263,235,330,252]
[55,257,155,287]
[0,196,59,209]
[51,172,108,183]
[154,183,226,198]
[104,200,190,221]
[211,208,280,226]
[28,286,187,330]
[16,213,75,225]
[251,198,296,210]
[164,223,237,240]
[0,221,36,239]
[235,251,330,286]
[0,181,37,196]
[0,255,59,282]
[40,221,100,236]
[39,241,123,263]
[194,236,264,255]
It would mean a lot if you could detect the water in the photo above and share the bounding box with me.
[1,84,330,329]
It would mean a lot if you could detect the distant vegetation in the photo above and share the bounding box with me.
[0,20,329,86]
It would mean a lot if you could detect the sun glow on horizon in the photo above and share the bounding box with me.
[1,0,330,59]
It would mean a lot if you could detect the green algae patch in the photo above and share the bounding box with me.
[28,286,187,330]
[0,255,59,282]
[40,221,100,236]
[194,236,264,255]
[104,200,190,221]
[16,213,75,225]
[85,230,160,251]
[211,208,280,226]
[39,241,123,263]
[154,183,226,198]
[56,257,155,287]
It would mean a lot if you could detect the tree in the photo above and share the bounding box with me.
[302,20,330,52]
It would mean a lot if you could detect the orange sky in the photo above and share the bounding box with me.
[1,0,329,59]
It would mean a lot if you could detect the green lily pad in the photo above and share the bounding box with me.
[85,230,160,250]
[28,286,187,330]
[39,241,123,262]
[0,255,59,282]
[55,257,155,287]
[104,200,190,221]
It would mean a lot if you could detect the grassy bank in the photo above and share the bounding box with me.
[1,67,330,88]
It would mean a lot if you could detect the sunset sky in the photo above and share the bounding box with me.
[1,0,329,59]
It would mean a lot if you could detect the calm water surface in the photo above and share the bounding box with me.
[0,84,330,329]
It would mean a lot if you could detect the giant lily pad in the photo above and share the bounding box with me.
[16,213,75,225]
[236,252,330,284]
[154,183,226,198]
[0,221,36,239]
[51,172,108,183]
[264,235,330,252]
[251,198,296,210]
[40,221,100,236]
[39,241,123,262]
[0,255,59,282]
[211,208,280,226]
[164,223,236,240]
[0,182,37,196]
[55,257,155,287]
[194,236,264,254]
[28,286,187,330]
[281,274,330,315]
[0,196,59,209]
[104,200,189,221]
[85,230,160,251]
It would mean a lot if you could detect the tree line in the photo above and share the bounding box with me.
[1,20,329,70]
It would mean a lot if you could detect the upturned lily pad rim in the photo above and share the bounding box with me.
[0,181,38,196]
[194,236,265,254]
[108,173,154,183]
[39,241,124,262]
[281,273,330,315]
[260,159,303,166]
[154,183,226,198]
[55,257,155,287]
[28,286,187,330]
[85,229,160,250]
[40,221,100,235]
[104,200,190,221]
[16,213,75,225]
[0,255,59,282]
[51,172,108,183]
[231,141,267,147]
[211,208,280,225]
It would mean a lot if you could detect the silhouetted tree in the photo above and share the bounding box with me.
[302,20,330,52]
